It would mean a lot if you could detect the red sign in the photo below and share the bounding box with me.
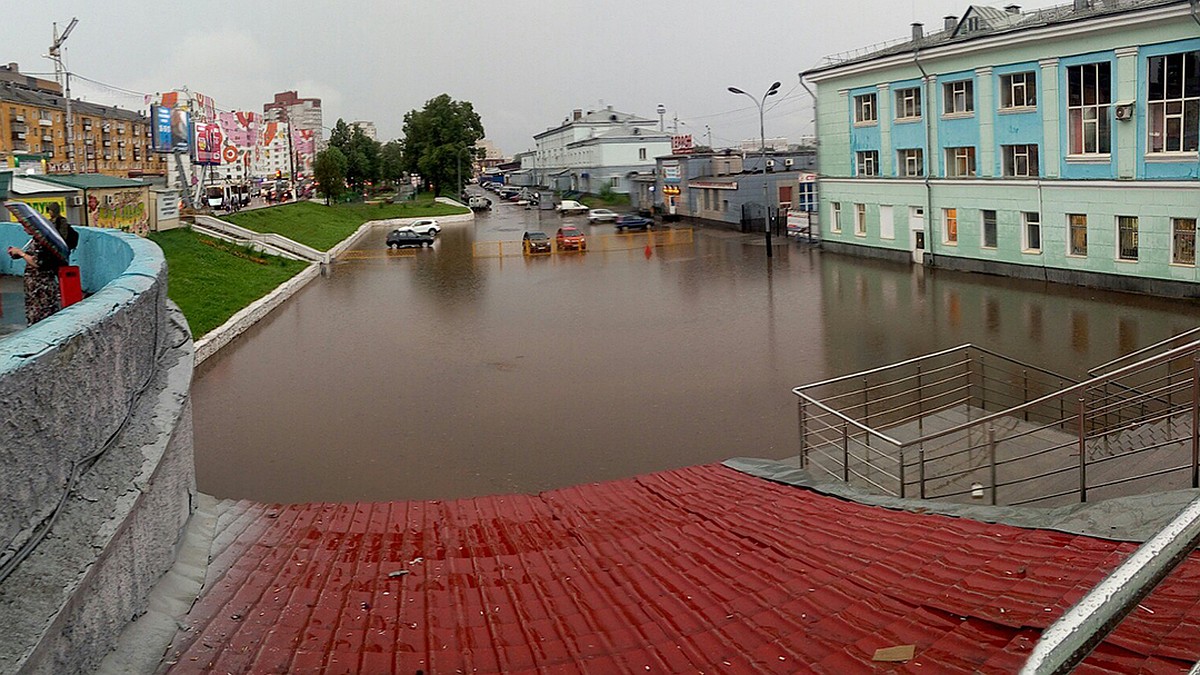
[671,135,694,154]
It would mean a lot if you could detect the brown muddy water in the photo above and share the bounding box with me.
[192,199,1200,503]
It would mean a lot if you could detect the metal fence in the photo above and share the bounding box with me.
[795,340,1200,506]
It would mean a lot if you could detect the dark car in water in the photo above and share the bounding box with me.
[387,228,435,249]
[614,214,653,232]
[523,231,552,254]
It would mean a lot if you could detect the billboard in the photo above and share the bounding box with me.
[151,105,192,153]
[192,122,224,165]
[671,135,694,154]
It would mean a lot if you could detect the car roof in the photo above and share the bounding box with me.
[525,231,548,238]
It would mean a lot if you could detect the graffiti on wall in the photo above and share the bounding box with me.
[2,197,68,223]
[88,190,149,236]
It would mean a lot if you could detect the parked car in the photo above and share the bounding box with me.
[523,231,552,254]
[396,219,441,236]
[587,208,618,224]
[614,214,653,232]
[387,229,435,248]
[556,200,588,215]
[469,196,492,211]
[555,226,587,251]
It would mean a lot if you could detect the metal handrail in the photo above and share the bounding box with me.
[1089,327,1200,377]
[897,342,1200,449]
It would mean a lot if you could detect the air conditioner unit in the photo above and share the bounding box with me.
[69,196,84,207]
[1114,102,1134,121]
[784,158,794,167]
[104,195,115,205]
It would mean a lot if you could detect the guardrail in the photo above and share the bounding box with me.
[193,215,329,264]
[795,341,1200,506]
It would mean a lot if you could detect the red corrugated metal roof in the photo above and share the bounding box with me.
[160,464,1200,673]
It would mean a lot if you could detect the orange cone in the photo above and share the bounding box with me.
[644,244,653,259]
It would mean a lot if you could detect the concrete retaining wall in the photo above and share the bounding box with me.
[0,223,195,674]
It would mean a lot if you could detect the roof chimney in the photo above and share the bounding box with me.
[944,15,957,31]
[912,22,924,41]
[573,109,582,121]
[1005,4,1021,13]
[1073,0,1090,9]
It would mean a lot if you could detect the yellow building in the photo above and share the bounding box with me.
[0,65,166,179]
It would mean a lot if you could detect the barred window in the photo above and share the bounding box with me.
[1173,217,1196,265]
[1117,216,1139,261]
[1069,214,1088,256]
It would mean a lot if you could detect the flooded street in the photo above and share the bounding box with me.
[192,197,1200,503]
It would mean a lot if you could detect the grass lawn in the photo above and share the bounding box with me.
[224,199,468,250]
[580,193,632,209]
[150,228,309,338]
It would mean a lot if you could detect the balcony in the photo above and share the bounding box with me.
[12,114,25,123]
[117,140,126,148]
[41,135,52,143]
[11,141,28,152]
[11,131,26,141]
[103,140,112,147]
[38,117,52,127]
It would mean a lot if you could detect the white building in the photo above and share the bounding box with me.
[350,121,377,141]
[531,106,670,194]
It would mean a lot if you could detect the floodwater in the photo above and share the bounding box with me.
[191,193,1200,503]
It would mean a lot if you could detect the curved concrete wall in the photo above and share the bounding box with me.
[0,222,195,674]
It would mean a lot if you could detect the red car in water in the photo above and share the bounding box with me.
[556,226,587,251]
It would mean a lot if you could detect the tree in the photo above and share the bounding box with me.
[400,94,484,196]
[328,119,353,155]
[379,140,406,185]
[313,146,348,205]
[345,127,380,193]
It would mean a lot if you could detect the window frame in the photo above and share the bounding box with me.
[1146,51,1200,154]
[854,203,867,236]
[1002,144,1040,177]
[943,79,975,115]
[1022,211,1042,253]
[1000,71,1038,109]
[855,150,879,176]
[1067,61,1112,156]
[981,210,998,249]
[945,146,977,177]
[1068,213,1089,257]
[1117,215,1139,262]
[854,93,878,125]
[898,148,924,177]
[831,202,842,233]
[943,208,958,244]
[895,87,922,120]
[1172,217,1197,266]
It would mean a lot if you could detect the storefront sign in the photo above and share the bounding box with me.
[671,135,694,154]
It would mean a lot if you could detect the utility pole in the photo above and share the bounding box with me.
[656,104,666,133]
[728,81,782,259]
[47,18,78,173]
[706,125,712,149]
[672,114,679,135]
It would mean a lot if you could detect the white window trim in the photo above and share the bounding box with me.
[1171,217,1197,266]
[854,203,867,236]
[981,210,998,249]
[1116,215,1139,263]
[943,207,959,245]
[1021,211,1042,254]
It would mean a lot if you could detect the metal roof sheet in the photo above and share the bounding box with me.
[156,464,1200,672]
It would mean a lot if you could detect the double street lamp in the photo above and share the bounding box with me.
[728,81,781,258]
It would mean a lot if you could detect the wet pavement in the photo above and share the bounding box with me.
[191,192,1200,503]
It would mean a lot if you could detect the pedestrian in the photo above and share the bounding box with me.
[46,202,77,251]
[7,216,66,325]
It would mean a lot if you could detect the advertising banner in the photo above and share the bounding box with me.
[661,160,681,184]
[192,122,224,165]
[671,135,694,154]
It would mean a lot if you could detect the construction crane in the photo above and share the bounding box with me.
[46,18,78,172]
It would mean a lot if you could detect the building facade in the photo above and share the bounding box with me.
[0,65,164,179]
[263,91,322,178]
[532,106,671,194]
[804,0,1200,296]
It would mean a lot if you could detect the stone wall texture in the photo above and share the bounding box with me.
[0,223,195,674]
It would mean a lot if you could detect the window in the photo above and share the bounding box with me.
[898,148,924,177]
[1002,144,1039,177]
[946,147,976,177]
[1147,51,1200,153]
[639,148,647,160]
[854,93,877,124]
[1117,216,1139,261]
[797,182,816,212]
[879,205,895,240]
[610,176,620,189]
[1023,212,1041,252]
[854,203,867,235]
[944,208,958,243]
[1000,72,1038,109]
[1067,62,1112,154]
[895,88,922,119]
[856,150,878,176]
[1173,218,1196,265]
[982,210,997,248]
[944,80,974,114]
[831,202,842,232]
[1069,214,1088,256]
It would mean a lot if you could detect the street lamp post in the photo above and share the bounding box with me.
[728,81,781,258]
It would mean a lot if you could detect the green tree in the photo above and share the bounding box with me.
[379,140,406,185]
[401,94,484,196]
[313,146,347,205]
[345,127,381,193]
[328,119,353,155]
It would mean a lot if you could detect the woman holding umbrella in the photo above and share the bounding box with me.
[6,201,70,325]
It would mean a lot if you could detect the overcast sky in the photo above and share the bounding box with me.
[12,0,1066,156]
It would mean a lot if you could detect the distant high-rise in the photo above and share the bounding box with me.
[349,121,377,141]
[263,91,322,178]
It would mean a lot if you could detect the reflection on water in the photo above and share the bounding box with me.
[192,206,1200,503]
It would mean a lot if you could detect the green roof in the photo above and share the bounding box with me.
[32,174,149,190]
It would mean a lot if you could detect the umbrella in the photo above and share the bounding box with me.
[4,200,69,264]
